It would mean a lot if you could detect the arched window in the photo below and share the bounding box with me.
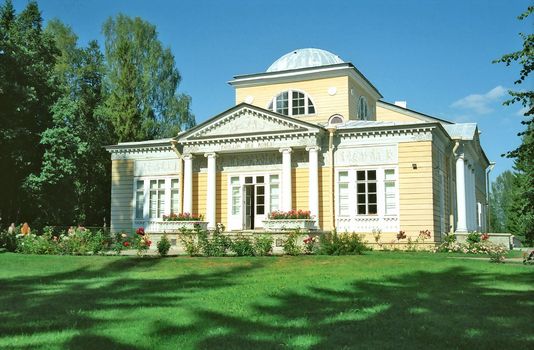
[357,96,369,120]
[268,90,315,116]
[328,114,344,125]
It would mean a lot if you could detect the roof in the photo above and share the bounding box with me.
[267,48,344,72]
[443,123,478,140]
[377,100,453,125]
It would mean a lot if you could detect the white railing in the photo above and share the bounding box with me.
[336,216,399,233]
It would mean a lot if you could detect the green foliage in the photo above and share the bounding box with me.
[318,231,369,255]
[0,0,59,225]
[179,229,201,257]
[112,232,131,255]
[231,235,255,257]
[198,230,231,257]
[466,232,481,245]
[282,231,302,256]
[253,235,274,256]
[489,171,522,234]
[0,229,18,252]
[157,235,171,257]
[494,6,534,244]
[102,14,195,142]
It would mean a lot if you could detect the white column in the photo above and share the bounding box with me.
[470,167,477,231]
[183,154,193,214]
[307,146,320,226]
[455,155,467,233]
[205,152,217,230]
[280,147,292,211]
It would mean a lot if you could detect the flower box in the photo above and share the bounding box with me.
[262,219,316,232]
[135,220,208,233]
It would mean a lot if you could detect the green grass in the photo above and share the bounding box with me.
[0,252,532,349]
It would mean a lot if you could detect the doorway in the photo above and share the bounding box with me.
[244,184,255,229]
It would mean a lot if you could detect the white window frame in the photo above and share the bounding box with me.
[132,176,179,221]
[335,167,399,218]
[267,89,316,117]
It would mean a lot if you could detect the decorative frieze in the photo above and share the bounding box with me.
[134,159,179,177]
[334,144,398,166]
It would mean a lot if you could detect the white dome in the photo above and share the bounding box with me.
[266,48,344,72]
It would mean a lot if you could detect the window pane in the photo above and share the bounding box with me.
[257,176,264,184]
[256,186,264,195]
[257,205,264,215]
[339,183,349,216]
[357,183,366,193]
[357,171,365,181]
[270,175,279,183]
[136,180,144,219]
[231,176,239,185]
[232,187,240,215]
[385,169,395,180]
[338,171,349,182]
[171,179,179,215]
[270,184,279,212]
[308,98,315,114]
[368,182,377,193]
[150,180,157,189]
[385,181,396,215]
[357,194,366,204]
[368,170,376,181]
[150,190,157,218]
[358,205,366,214]
[245,177,253,184]
[369,205,377,214]
[368,193,377,204]
[158,190,165,218]
[257,196,264,205]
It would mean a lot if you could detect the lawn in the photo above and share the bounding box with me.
[0,252,532,349]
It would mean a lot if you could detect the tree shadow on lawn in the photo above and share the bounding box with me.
[0,257,265,349]
[176,266,534,350]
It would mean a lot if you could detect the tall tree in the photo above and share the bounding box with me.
[489,171,522,234]
[25,19,111,226]
[0,0,58,225]
[102,14,195,142]
[494,6,534,244]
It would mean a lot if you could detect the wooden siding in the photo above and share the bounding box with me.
[318,167,333,230]
[110,159,134,233]
[192,172,207,217]
[398,141,435,239]
[291,168,309,211]
[235,76,349,125]
[216,172,228,227]
[376,104,422,123]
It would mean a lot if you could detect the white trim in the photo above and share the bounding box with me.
[266,89,317,117]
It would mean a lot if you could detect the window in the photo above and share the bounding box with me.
[357,96,369,120]
[170,179,179,214]
[269,175,279,212]
[328,114,344,125]
[356,170,377,215]
[256,185,265,215]
[268,90,315,116]
[135,180,144,219]
[384,169,396,215]
[231,177,240,215]
[338,171,350,216]
[149,179,166,218]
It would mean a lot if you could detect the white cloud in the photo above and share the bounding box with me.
[450,86,507,115]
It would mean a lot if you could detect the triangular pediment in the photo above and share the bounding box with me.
[178,103,323,141]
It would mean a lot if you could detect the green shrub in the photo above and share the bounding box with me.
[466,231,481,244]
[199,230,231,257]
[253,235,273,256]
[283,231,302,256]
[0,229,18,252]
[113,232,131,255]
[179,230,201,256]
[318,231,369,255]
[157,235,172,257]
[231,235,255,256]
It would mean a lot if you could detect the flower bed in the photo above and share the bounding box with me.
[268,210,311,220]
[163,213,204,221]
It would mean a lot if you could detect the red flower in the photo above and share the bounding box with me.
[123,241,130,247]
[136,227,145,236]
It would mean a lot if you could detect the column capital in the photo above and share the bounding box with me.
[279,147,292,154]
[182,153,194,161]
[204,152,218,159]
[306,146,321,152]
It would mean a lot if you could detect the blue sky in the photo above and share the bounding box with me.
[11,0,532,179]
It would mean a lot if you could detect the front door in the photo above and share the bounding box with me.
[244,184,255,229]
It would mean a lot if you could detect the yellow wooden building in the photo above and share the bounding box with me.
[106,48,491,243]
